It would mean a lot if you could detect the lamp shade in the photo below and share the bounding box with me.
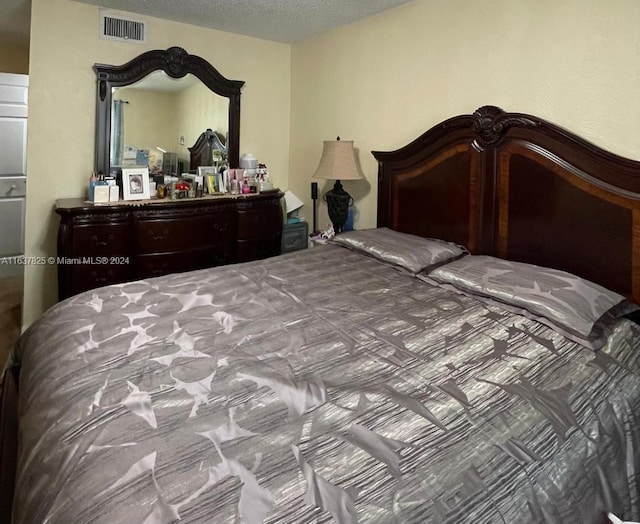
[283,190,304,214]
[312,139,364,181]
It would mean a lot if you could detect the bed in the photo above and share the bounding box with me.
[2,106,640,523]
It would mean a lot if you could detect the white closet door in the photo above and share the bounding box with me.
[0,197,25,255]
[0,74,28,176]
[0,117,27,175]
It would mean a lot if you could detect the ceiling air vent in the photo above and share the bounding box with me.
[99,11,147,43]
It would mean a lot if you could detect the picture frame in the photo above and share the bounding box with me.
[199,165,228,194]
[205,173,226,194]
[206,174,216,194]
[197,166,217,193]
[122,167,151,201]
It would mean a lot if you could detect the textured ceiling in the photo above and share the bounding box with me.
[67,0,412,44]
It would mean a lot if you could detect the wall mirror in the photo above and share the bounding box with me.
[94,47,244,175]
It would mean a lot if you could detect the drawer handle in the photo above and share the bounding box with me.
[148,229,169,242]
[149,263,168,276]
[91,235,110,247]
[91,270,114,284]
[148,262,168,274]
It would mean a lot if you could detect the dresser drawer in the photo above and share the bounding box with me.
[136,247,231,279]
[237,237,281,262]
[69,263,133,296]
[136,213,234,254]
[72,224,130,256]
[237,206,281,240]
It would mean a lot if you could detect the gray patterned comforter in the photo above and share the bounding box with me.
[12,244,640,523]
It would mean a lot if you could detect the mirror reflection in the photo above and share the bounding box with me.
[94,47,244,174]
[110,71,230,175]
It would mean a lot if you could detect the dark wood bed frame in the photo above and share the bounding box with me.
[2,105,638,522]
[375,105,640,304]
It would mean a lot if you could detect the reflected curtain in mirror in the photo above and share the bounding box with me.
[110,100,126,168]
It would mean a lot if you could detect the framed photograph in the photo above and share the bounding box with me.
[199,165,228,194]
[205,173,226,193]
[197,166,217,193]
[122,167,151,201]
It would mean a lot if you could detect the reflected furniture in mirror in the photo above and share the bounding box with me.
[94,46,244,174]
[189,129,227,170]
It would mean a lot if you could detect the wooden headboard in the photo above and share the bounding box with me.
[373,106,640,303]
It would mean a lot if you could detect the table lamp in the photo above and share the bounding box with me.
[312,137,364,233]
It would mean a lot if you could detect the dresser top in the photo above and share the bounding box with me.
[56,191,283,213]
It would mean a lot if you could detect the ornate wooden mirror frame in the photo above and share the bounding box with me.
[93,46,245,174]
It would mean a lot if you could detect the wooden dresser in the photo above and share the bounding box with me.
[55,192,283,300]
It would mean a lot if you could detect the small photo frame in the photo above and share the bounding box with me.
[122,167,151,201]
[197,166,216,193]
[206,174,216,194]
[205,173,226,193]
[198,165,227,194]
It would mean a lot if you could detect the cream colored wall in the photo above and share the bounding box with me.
[114,88,177,159]
[289,0,640,232]
[24,0,291,326]
[0,40,29,74]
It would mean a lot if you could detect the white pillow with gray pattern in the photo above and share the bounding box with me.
[331,227,468,274]
[423,255,638,349]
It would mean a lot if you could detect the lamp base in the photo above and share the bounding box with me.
[324,180,353,234]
